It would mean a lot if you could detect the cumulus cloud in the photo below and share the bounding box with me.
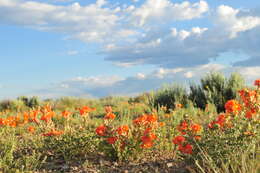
[0,0,209,44]
[1,0,259,69]
[105,4,260,68]
[0,0,122,42]
[129,0,208,26]
[215,5,260,38]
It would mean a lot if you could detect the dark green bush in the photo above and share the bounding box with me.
[0,99,25,111]
[152,84,189,111]
[18,96,40,108]
[189,72,245,113]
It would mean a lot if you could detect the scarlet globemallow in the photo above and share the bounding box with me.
[96,125,107,136]
[179,144,193,154]
[225,100,241,114]
[106,137,118,144]
[172,136,185,145]
[254,79,260,86]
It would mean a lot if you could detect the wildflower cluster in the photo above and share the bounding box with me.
[96,106,164,160]
[173,119,202,155]
[0,104,97,137]
[133,113,161,149]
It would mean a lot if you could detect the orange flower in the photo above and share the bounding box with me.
[141,135,153,143]
[175,103,183,109]
[61,110,72,118]
[208,114,226,129]
[104,106,113,113]
[106,136,118,144]
[42,129,63,136]
[141,133,157,148]
[141,141,153,148]
[191,123,202,133]
[116,125,129,136]
[179,144,193,154]
[172,136,185,145]
[225,100,241,114]
[177,121,188,134]
[41,104,52,113]
[146,114,157,123]
[159,122,165,127]
[0,118,6,126]
[28,126,35,133]
[40,112,54,123]
[23,112,29,124]
[96,125,107,136]
[148,133,157,140]
[29,110,40,124]
[133,114,147,125]
[133,114,158,126]
[79,106,95,116]
[5,116,18,127]
[194,135,201,141]
[245,110,255,119]
[254,79,260,86]
[104,112,116,120]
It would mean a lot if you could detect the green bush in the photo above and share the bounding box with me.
[18,96,40,108]
[0,99,25,111]
[189,72,244,113]
[152,84,189,111]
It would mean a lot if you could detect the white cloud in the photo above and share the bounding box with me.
[66,75,123,87]
[0,0,209,44]
[0,0,121,42]
[130,0,208,26]
[136,73,146,79]
[105,4,260,68]
[67,50,78,55]
[215,5,260,38]
[184,71,193,78]
[1,1,260,69]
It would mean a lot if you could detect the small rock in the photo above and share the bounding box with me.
[167,162,173,168]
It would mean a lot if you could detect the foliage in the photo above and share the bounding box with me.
[189,72,245,113]
[151,84,189,111]
[0,77,258,172]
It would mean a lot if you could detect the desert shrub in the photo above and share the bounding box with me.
[189,72,244,113]
[0,99,25,111]
[18,96,40,108]
[52,97,88,110]
[152,84,189,111]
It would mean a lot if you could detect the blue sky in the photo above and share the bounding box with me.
[0,0,260,99]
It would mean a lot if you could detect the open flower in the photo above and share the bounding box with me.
[27,126,35,133]
[96,125,107,136]
[116,125,129,136]
[172,136,185,145]
[79,106,95,116]
[254,79,260,86]
[104,112,116,120]
[178,144,193,154]
[106,136,118,144]
[191,123,202,133]
[225,100,241,114]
